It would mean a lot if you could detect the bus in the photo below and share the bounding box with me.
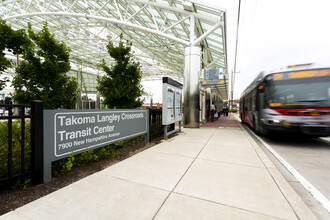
[240,64,330,137]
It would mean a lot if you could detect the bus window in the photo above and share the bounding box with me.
[259,92,265,109]
[287,94,294,103]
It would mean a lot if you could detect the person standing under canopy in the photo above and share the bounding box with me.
[210,102,215,122]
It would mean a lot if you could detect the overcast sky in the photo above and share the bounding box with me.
[203,0,330,99]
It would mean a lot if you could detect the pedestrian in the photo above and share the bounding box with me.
[210,102,215,122]
[223,106,228,117]
[214,104,218,120]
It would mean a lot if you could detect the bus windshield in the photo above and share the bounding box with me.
[265,76,330,108]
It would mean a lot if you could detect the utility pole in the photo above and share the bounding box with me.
[230,70,234,109]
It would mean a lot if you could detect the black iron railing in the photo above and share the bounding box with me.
[149,109,163,141]
[0,101,43,186]
[0,104,31,186]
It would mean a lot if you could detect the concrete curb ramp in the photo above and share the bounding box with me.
[1,127,316,219]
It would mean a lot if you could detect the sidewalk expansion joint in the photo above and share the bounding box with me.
[109,176,170,193]
[151,129,218,220]
[244,128,301,220]
[146,150,196,159]
[196,157,266,170]
[172,192,284,220]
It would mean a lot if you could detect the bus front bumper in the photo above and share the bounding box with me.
[262,121,330,137]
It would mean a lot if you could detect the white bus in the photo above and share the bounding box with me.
[240,64,330,137]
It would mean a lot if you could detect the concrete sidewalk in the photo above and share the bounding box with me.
[1,119,316,219]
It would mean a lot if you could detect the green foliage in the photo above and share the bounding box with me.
[0,121,31,179]
[97,35,144,109]
[0,96,12,104]
[14,178,31,190]
[0,19,31,90]
[12,23,78,109]
[52,152,75,176]
[52,135,144,176]
[75,149,99,165]
[65,152,75,172]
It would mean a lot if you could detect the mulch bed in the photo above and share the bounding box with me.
[0,138,163,216]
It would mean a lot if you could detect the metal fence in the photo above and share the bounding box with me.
[0,101,43,187]
[0,103,31,186]
[149,109,163,141]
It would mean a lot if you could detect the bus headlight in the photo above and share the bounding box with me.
[267,119,282,125]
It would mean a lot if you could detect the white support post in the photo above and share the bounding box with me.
[190,14,194,44]
[184,46,201,128]
[202,88,206,122]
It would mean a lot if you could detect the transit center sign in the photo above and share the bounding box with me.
[45,110,147,157]
[43,109,148,182]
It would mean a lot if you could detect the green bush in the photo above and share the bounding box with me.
[0,120,31,179]
[0,121,145,182]
[52,135,145,176]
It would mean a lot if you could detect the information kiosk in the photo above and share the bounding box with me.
[162,77,182,139]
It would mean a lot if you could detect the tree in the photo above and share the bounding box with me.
[97,35,144,109]
[12,23,78,109]
[0,19,30,90]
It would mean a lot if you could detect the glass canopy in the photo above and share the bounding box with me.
[1,0,228,99]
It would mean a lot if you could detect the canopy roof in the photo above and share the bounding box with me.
[1,0,228,99]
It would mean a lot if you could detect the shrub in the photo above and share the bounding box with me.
[0,120,31,179]
[0,121,145,182]
[52,135,145,176]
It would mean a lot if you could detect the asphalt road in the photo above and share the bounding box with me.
[258,134,330,219]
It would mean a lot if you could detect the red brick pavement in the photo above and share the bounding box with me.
[200,113,241,128]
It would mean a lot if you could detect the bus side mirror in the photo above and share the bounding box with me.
[258,84,264,93]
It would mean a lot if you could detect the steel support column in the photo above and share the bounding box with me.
[184,46,201,128]
[202,88,206,122]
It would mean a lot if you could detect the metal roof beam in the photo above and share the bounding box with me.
[163,15,189,33]
[95,0,111,15]
[3,12,190,46]
[192,22,222,46]
[114,0,123,21]
[125,4,147,22]
[126,0,219,24]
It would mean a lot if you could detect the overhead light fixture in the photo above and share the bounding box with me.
[182,1,193,12]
